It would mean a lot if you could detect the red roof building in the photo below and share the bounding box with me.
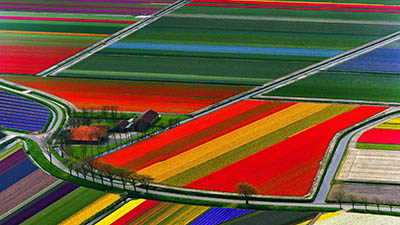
[70,125,108,143]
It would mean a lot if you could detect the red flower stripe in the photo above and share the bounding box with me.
[358,128,400,145]
[186,106,387,196]
[0,45,84,74]
[186,3,400,13]
[192,0,400,10]
[111,200,160,225]
[126,101,294,171]
[4,76,252,113]
[99,100,270,166]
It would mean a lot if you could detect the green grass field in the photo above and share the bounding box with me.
[357,143,400,151]
[266,71,400,103]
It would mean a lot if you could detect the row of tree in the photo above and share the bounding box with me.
[333,189,393,211]
[65,156,154,193]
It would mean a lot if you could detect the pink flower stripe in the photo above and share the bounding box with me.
[0,15,135,24]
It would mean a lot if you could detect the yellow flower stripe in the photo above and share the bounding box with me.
[162,205,209,225]
[96,199,146,225]
[315,211,345,224]
[376,123,400,130]
[139,103,330,182]
[297,219,312,225]
[60,194,120,225]
[385,118,400,124]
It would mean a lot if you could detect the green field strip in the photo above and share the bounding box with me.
[100,48,327,62]
[163,104,356,186]
[357,143,400,151]
[0,12,140,21]
[173,5,400,22]
[266,71,400,103]
[0,35,100,47]
[59,66,273,86]
[21,187,105,225]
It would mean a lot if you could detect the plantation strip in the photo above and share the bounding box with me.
[0,30,108,37]
[356,143,400,151]
[358,129,400,145]
[124,101,289,170]
[111,200,160,225]
[96,199,146,225]
[0,182,78,225]
[21,187,105,225]
[139,103,330,182]
[376,123,400,130]
[0,169,57,215]
[59,194,120,225]
[0,148,25,175]
[186,106,387,196]
[102,100,268,167]
[159,205,208,225]
[165,104,355,186]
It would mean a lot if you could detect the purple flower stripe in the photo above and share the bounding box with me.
[0,159,38,192]
[0,91,49,107]
[0,99,49,112]
[0,107,49,117]
[0,2,162,10]
[0,182,79,225]
[191,208,254,225]
[0,5,156,14]
[51,0,175,4]
[0,149,26,176]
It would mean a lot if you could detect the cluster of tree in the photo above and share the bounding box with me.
[65,156,154,193]
[70,106,125,121]
[333,189,393,211]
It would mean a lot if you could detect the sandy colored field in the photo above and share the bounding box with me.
[139,103,329,182]
[329,183,400,204]
[337,148,400,183]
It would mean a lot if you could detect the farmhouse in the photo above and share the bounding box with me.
[69,125,108,144]
[134,109,159,132]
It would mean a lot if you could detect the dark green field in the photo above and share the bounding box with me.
[266,71,400,103]
[58,10,400,85]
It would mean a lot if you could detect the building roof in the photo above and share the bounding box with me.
[135,109,159,125]
[70,125,108,142]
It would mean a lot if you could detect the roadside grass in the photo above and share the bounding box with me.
[356,143,400,151]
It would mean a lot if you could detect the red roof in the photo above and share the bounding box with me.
[70,125,108,142]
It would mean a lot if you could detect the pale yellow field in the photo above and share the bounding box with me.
[96,199,145,225]
[337,148,400,183]
[139,103,330,182]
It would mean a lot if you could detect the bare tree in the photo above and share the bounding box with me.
[92,160,104,184]
[83,156,96,182]
[374,197,381,211]
[359,196,368,211]
[101,162,117,187]
[236,183,258,204]
[333,189,345,208]
[348,193,358,209]
[128,171,139,192]
[114,167,130,190]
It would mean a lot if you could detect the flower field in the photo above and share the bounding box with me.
[0,0,171,15]
[96,198,254,225]
[57,0,399,85]
[358,129,400,145]
[0,90,50,132]
[99,100,387,196]
[3,76,253,114]
[0,0,180,75]
[266,40,400,103]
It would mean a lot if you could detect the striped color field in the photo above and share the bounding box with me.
[3,75,254,114]
[58,0,400,85]
[0,90,49,132]
[99,100,387,196]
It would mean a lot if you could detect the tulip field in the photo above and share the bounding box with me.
[57,0,400,85]
[3,76,253,114]
[0,90,50,132]
[99,100,387,196]
[2,0,400,223]
[266,39,400,103]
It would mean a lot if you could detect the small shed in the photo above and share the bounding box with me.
[69,125,108,144]
[111,119,129,133]
[134,109,159,132]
